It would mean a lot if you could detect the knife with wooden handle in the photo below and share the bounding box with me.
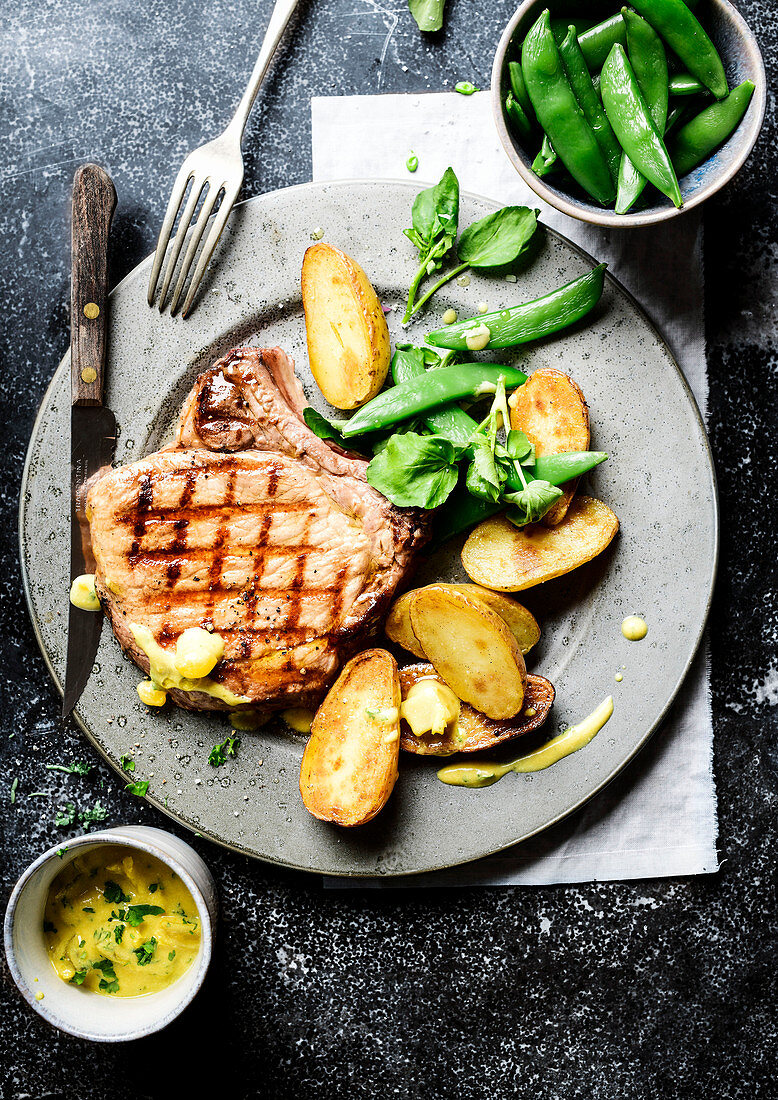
[62,164,117,717]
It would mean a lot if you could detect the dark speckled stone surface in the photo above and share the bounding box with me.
[1,2,776,1096]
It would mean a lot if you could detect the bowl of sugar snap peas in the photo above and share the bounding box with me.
[492,0,766,226]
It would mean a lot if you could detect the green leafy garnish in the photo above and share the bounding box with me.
[149,883,159,893]
[80,801,108,827]
[125,780,150,797]
[56,847,68,859]
[408,0,448,33]
[124,904,164,927]
[82,907,95,913]
[92,957,119,993]
[403,167,459,321]
[69,968,88,986]
[209,735,241,767]
[46,761,95,776]
[134,937,157,966]
[10,777,18,804]
[168,951,176,961]
[405,205,539,319]
[104,881,131,905]
[54,802,77,827]
[367,434,462,509]
[114,924,125,944]
[504,480,564,526]
[120,755,135,773]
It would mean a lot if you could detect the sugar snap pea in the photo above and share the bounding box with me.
[629,0,727,100]
[504,92,532,141]
[433,450,609,543]
[669,80,755,176]
[427,264,607,352]
[601,44,682,208]
[558,25,621,185]
[391,347,477,444]
[341,365,528,438]
[669,72,708,96]
[616,9,669,215]
[522,11,615,205]
[532,135,559,178]
[508,61,534,118]
[576,0,699,72]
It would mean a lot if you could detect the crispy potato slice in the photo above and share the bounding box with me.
[408,586,527,720]
[386,585,540,657]
[399,664,555,755]
[384,591,425,658]
[299,649,400,827]
[509,367,590,526]
[301,242,391,410]
[445,584,540,654]
[461,496,619,592]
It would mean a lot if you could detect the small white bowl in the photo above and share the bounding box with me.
[4,825,218,1042]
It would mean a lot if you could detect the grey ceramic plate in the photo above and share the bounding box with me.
[20,180,717,877]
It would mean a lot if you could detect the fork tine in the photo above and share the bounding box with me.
[180,185,241,317]
[156,176,208,312]
[147,161,195,305]
[168,185,224,316]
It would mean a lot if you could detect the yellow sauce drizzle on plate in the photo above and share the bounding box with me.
[436,696,614,789]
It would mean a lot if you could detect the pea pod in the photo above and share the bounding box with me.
[576,0,699,72]
[558,25,621,185]
[341,364,527,438]
[504,92,532,141]
[616,10,669,215]
[427,264,607,352]
[391,347,477,444]
[532,135,558,178]
[522,10,615,205]
[601,44,682,208]
[508,61,534,119]
[433,450,609,543]
[669,72,707,96]
[577,13,627,71]
[629,0,727,100]
[669,80,755,176]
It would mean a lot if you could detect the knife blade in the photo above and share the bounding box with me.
[62,164,117,717]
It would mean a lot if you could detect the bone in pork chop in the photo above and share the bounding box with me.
[87,347,428,712]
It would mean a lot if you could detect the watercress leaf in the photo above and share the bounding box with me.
[503,480,563,526]
[467,436,503,502]
[457,207,538,269]
[506,429,531,461]
[432,168,459,239]
[409,0,448,33]
[367,433,461,509]
[303,407,348,443]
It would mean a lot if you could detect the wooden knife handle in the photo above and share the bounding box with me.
[71,164,117,406]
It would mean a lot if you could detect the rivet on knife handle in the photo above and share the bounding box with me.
[71,164,117,407]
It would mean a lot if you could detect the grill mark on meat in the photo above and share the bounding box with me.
[237,463,281,657]
[129,474,154,564]
[115,501,313,524]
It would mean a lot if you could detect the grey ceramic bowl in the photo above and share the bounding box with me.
[491,0,766,227]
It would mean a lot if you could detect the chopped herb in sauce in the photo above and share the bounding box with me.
[134,938,157,966]
[103,881,131,905]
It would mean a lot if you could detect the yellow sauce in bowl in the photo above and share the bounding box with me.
[43,845,201,997]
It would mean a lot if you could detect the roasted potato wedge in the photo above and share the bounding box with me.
[509,367,589,526]
[408,586,527,720]
[301,242,391,410]
[461,496,619,592]
[299,649,400,827]
[445,584,540,654]
[399,664,555,755]
[386,584,540,657]
[384,591,425,658]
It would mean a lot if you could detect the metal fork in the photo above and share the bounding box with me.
[148,0,301,317]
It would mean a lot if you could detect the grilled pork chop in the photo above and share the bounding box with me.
[88,346,428,711]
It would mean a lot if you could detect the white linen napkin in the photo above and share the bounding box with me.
[312,92,718,885]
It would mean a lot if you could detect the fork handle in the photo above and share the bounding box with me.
[226,0,301,139]
[71,164,117,406]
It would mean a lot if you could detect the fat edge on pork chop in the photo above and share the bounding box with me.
[87,346,429,712]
